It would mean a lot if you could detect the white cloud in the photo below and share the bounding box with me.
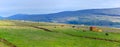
[0,0,120,17]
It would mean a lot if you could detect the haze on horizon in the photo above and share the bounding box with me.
[0,0,120,17]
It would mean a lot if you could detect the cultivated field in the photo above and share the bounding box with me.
[0,20,120,47]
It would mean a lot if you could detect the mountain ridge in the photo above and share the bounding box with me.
[5,8,120,27]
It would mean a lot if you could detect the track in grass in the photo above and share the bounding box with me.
[31,26,53,32]
[65,33,120,43]
[0,38,16,47]
[30,25,120,43]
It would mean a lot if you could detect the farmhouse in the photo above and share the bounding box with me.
[90,26,103,32]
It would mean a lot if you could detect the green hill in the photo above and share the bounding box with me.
[0,20,120,47]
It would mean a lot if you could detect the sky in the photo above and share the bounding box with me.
[0,0,120,17]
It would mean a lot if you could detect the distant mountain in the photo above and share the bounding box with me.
[0,16,3,19]
[7,8,120,27]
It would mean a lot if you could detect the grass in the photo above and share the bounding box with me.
[0,20,120,47]
[0,26,120,47]
[0,42,9,47]
[41,26,120,41]
[0,20,15,26]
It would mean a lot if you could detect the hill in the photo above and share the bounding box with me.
[0,20,120,47]
[7,8,120,27]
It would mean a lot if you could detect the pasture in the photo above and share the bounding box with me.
[0,20,120,47]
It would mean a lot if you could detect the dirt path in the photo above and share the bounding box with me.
[30,26,120,43]
[31,26,53,32]
[65,33,120,43]
[0,38,16,47]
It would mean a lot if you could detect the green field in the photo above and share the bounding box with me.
[0,20,120,47]
[0,42,9,47]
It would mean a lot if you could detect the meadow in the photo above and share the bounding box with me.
[0,20,120,47]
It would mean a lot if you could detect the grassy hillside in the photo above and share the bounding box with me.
[0,42,9,47]
[0,20,120,47]
[41,26,120,40]
[0,20,15,26]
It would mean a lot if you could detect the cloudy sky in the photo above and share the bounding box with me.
[0,0,120,17]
